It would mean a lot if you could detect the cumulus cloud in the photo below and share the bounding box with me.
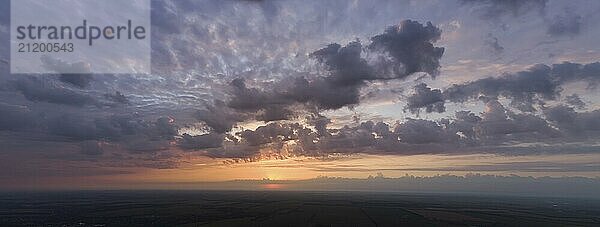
[191,98,600,159]
[407,62,600,113]
[306,114,331,136]
[195,100,250,133]
[238,123,299,146]
[405,83,445,114]
[474,100,558,141]
[1,0,599,173]
[396,118,458,144]
[444,64,558,112]
[196,20,445,133]
[179,133,225,150]
[544,105,600,136]
[368,21,444,78]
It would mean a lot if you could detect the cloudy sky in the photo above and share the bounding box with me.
[1,0,600,190]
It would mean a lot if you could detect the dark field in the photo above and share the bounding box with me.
[1,191,599,226]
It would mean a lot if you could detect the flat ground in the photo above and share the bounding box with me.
[1,191,599,226]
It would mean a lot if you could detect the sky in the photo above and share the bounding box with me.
[1,0,600,190]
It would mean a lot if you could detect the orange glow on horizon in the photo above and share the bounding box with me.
[16,153,599,190]
[262,183,285,190]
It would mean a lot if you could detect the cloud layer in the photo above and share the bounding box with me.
[0,0,599,176]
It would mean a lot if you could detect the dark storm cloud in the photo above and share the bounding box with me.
[199,99,600,158]
[473,100,558,141]
[302,118,459,155]
[0,86,179,147]
[547,9,582,37]
[189,122,322,158]
[284,76,362,110]
[2,0,600,173]
[411,102,561,150]
[6,76,129,108]
[179,133,225,150]
[306,114,331,136]
[310,42,373,87]
[195,100,250,133]
[220,41,374,112]
[256,106,293,122]
[395,118,458,144]
[0,85,179,157]
[197,122,317,159]
[196,20,445,133]
[444,64,558,112]
[461,0,547,20]
[544,105,600,136]
[225,78,292,116]
[444,111,481,141]
[41,56,93,88]
[405,83,445,114]
[12,77,98,107]
[0,53,178,161]
[368,21,444,78]
[407,62,600,113]
[47,115,178,142]
[58,74,93,88]
[316,122,379,153]
[237,123,299,146]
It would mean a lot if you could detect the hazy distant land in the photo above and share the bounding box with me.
[105,174,600,199]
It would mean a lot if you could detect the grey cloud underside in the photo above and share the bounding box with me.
[405,83,445,114]
[196,20,444,133]
[406,62,600,113]
[187,38,600,159]
[40,56,93,88]
[544,105,600,137]
[6,76,127,107]
[0,0,599,168]
[0,97,177,144]
[184,99,600,159]
[58,74,93,88]
[0,75,177,154]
